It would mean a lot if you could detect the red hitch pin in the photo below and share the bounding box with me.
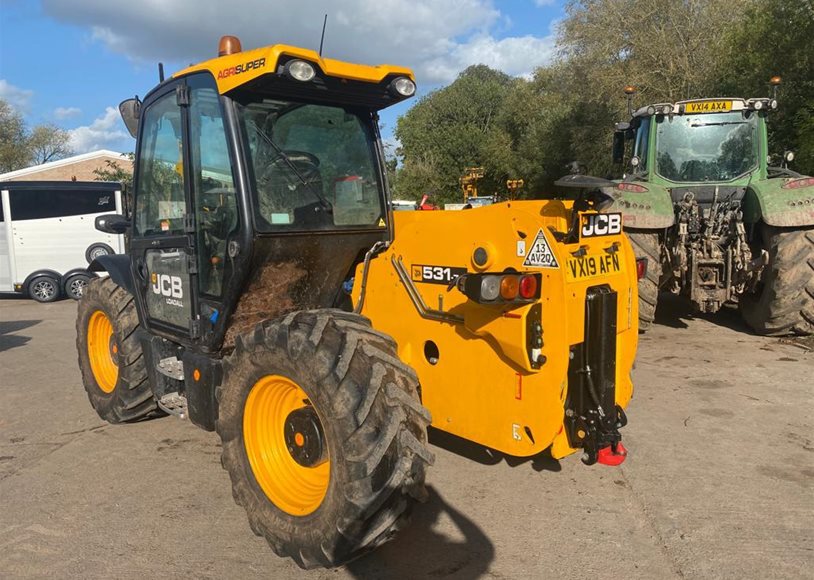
[596,442,628,466]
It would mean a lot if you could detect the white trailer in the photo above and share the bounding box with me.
[0,181,125,302]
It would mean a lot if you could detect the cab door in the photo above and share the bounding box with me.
[130,74,240,345]
[130,80,197,339]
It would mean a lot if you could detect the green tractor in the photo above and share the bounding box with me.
[589,79,813,334]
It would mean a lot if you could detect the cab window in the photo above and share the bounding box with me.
[189,81,238,297]
[134,92,185,236]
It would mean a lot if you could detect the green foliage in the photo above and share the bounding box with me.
[0,99,74,173]
[0,100,31,174]
[393,0,814,193]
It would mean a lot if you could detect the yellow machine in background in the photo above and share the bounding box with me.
[356,200,638,459]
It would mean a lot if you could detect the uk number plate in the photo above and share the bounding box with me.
[565,252,623,282]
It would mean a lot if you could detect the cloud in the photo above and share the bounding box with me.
[42,0,557,84]
[68,106,130,153]
[54,106,82,120]
[423,34,556,83]
[0,79,34,112]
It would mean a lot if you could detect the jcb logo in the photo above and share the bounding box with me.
[151,273,183,298]
[582,213,622,238]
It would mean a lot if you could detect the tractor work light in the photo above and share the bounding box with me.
[390,77,416,97]
[753,100,764,110]
[660,104,672,115]
[646,105,656,116]
[286,59,316,82]
[457,273,541,304]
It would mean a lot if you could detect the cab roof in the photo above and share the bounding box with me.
[175,43,415,95]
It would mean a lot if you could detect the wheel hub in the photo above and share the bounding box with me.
[284,407,327,467]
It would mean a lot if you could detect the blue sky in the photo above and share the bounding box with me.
[0,0,566,156]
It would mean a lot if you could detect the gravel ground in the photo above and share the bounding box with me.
[0,294,811,579]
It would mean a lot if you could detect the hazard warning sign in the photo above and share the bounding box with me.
[522,228,559,268]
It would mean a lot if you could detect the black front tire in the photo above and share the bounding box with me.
[741,225,814,336]
[627,230,662,332]
[217,310,434,569]
[75,277,158,423]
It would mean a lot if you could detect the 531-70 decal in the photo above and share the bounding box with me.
[581,213,622,238]
[411,264,467,285]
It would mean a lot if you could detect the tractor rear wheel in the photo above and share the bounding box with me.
[216,310,433,569]
[627,230,661,332]
[741,225,814,336]
[76,277,158,422]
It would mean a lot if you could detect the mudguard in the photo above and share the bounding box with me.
[742,177,814,227]
[88,254,135,295]
[601,183,675,229]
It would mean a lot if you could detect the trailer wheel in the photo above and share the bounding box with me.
[217,310,433,569]
[64,273,93,300]
[627,230,661,331]
[85,243,114,264]
[76,277,158,423]
[741,225,814,336]
[28,275,60,303]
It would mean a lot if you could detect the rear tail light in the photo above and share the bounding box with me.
[519,275,538,299]
[616,183,648,193]
[458,273,541,304]
[500,276,519,300]
[782,177,814,189]
[636,258,648,280]
[479,276,501,301]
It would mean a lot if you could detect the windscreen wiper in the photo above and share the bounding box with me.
[249,125,332,211]
[690,122,747,127]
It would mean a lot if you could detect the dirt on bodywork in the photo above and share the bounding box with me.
[223,260,307,350]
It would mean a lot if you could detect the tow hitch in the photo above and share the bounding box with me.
[565,285,628,466]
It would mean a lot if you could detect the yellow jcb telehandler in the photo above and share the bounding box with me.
[77,36,642,568]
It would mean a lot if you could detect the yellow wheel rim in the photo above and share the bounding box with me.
[87,310,118,394]
[243,375,330,516]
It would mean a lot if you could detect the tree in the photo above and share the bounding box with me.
[28,124,72,165]
[717,0,814,174]
[0,98,74,173]
[0,99,29,173]
[395,65,517,204]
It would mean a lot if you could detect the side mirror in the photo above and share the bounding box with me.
[612,131,626,164]
[96,213,130,235]
[119,97,141,139]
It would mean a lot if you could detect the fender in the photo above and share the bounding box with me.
[742,178,814,227]
[23,269,63,289]
[88,254,135,295]
[601,184,675,229]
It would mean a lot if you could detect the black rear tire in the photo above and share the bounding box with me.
[28,275,60,303]
[740,225,814,336]
[217,310,434,569]
[76,277,158,423]
[627,230,661,332]
[64,273,93,300]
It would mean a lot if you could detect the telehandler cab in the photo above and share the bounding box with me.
[77,36,641,568]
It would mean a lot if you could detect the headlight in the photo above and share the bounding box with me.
[661,104,672,115]
[753,100,764,110]
[390,76,416,97]
[286,59,316,82]
[646,105,656,116]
